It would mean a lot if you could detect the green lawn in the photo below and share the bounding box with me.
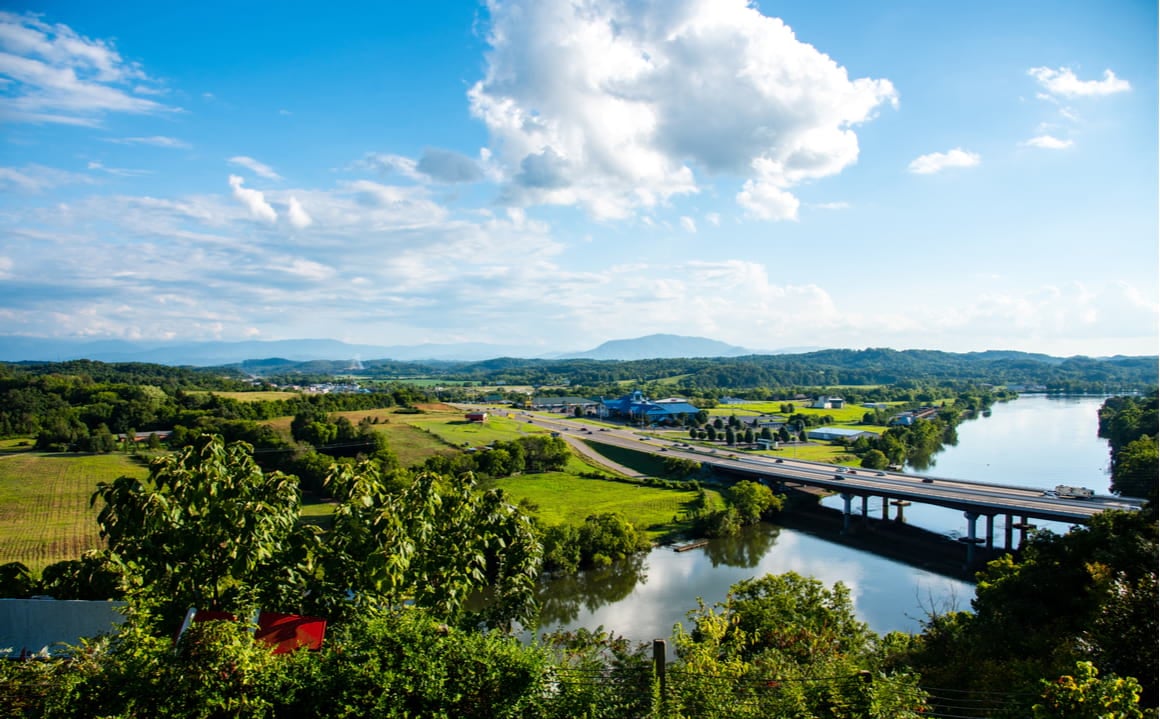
[493,473,723,539]
[405,414,550,447]
[0,452,148,573]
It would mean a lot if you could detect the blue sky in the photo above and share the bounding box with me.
[1,0,1156,356]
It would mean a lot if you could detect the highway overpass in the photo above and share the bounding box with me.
[513,411,1143,564]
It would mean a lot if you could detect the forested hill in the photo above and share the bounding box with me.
[231,348,1157,392]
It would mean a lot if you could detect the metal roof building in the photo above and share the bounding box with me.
[806,427,877,442]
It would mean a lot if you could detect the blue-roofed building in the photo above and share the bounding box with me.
[601,391,700,424]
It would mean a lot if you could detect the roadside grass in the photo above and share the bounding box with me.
[579,441,670,477]
[0,452,147,573]
[493,473,724,539]
[749,443,857,465]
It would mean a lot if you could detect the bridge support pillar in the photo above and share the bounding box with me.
[860,495,868,519]
[891,499,910,523]
[881,497,889,521]
[985,515,994,550]
[963,512,979,565]
[1019,515,1030,547]
[1004,514,1013,551]
[840,493,853,534]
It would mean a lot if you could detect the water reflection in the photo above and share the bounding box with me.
[537,554,647,625]
[702,524,780,568]
[533,523,971,646]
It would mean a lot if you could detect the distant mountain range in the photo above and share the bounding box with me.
[0,333,820,365]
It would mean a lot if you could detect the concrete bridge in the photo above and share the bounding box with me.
[517,413,1144,565]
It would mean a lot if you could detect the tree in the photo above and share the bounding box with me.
[92,435,315,629]
[726,480,783,525]
[860,449,889,470]
[671,573,925,718]
[724,426,735,446]
[319,461,542,628]
[1033,662,1144,719]
[1112,435,1157,499]
[907,508,1158,709]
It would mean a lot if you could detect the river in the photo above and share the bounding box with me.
[532,394,1113,646]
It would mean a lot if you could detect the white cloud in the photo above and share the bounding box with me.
[704,212,720,226]
[737,179,800,220]
[0,11,178,124]
[87,160,151,177]
[811,201,850,210]
[415,148,483,183]
[228,174,277,222]
[679,216,696,233]
[228,156,282,180]
[286,196,312,228]
[1029,66,1131,98]
[0,256,12,278]
[0,163,93,191]
[907,148,981,175]
[106,135,190,148]
[469,0,896,220]
[1022,135,1073,150]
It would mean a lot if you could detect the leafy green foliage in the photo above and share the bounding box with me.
[669,573,926,718]
[318,462,542,628]
[1033,662,1145,719]
[904,508,1158,712]
[93,435,315,629]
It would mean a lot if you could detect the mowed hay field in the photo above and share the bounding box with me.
[0,452,148,573]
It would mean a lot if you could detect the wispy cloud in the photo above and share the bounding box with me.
[0,11,179,125]
[86,160,153,177]
[1028,67,1131,98]
[0,163,94,191]
[106,135,190,149]
[907,148,981,175]
[1022,135,1073,150]
[228,156,282,180]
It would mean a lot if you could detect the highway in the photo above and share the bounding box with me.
[508,411,1143,526]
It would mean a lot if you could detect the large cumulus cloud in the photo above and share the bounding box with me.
[469,0,897,219]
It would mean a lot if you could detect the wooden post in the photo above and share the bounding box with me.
[653,639,667,700]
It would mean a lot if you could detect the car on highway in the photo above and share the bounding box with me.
[922,478,934,484]
[875,471,886,476]
[775,458,784,463]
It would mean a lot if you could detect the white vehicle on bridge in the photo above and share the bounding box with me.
[1054,485,1094,499]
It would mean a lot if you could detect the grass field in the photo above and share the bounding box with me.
[493,473,723,539]
[0,452,148,573]
[186,390,303,402]
[708,402,875,424]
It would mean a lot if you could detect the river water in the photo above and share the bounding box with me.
[533,395,1112,645]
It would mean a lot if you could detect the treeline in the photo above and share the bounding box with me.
[247,347,1158,394]
[0,360,434,452]
[1099,392,1159,499]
